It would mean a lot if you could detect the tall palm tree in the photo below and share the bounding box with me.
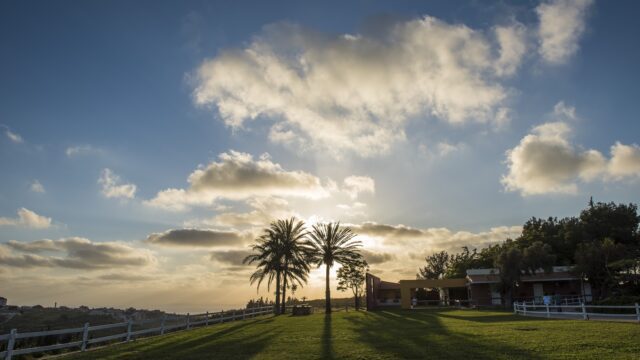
[243,228,283,314]
[244,218,314,315]
[271,217,314,314]
[308,222,361,313]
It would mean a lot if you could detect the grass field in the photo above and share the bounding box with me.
[62,309,640,360]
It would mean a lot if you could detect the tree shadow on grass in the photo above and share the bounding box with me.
[344,310,544,360]
[433,310,540,324]
[322,314,334,359]
[78,317,279,360]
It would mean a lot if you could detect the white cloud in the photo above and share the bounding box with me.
[419,141,465,159]
[193,17,525,157]
[203,197,296,228]
[5,129,23,143]
[502,104,640,196]
[553,101,577,120]
[99,168,137,199]
[493,23,527,76]
[607,142,640,180]
[0,208,52,229]
[30,180,45,193]
[66,145,103,157]
[146,151,330,211]
[352,221,522,253]
[502,121,605,195]
[342,176,375,199]
[536,0,593,64]
[1,237,155,269]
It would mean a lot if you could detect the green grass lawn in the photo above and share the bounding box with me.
[62,309,640,360]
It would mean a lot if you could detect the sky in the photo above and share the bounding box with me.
[1,0,639,313]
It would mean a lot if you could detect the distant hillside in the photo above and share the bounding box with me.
[0,308,117,333]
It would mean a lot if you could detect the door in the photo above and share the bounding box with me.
[533,283,544,303]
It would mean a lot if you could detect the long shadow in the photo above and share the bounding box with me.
[322,314,334,359]
[434,310,541,323]
[343,309,544,359]
[72,316,279,360]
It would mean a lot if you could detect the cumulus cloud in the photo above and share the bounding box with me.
[0,208,52,229]
[205,197,296,228]
[503,105,640,195]
[354,222,522,253]
[98,168,137,199]
[493,23,527,76]
[192,17,525,157]
[342,176,375,199]
[536,0,593,64]
[0,237,155,269]
[146,151,329,211]
[608,142,640,180]
[30,180,45,193]
[146,228,250,247]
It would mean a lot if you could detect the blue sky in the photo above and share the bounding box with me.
[1,0,639,312]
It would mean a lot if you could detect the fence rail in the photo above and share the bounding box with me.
[513,301,640,322]
[0,306,273,360]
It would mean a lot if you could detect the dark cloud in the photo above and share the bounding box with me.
[210,249,253,266]
[146,228,247,247]
[353,222,424,238]
[0,238,155,270]
[361,249,395,265]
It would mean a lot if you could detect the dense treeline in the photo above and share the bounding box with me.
[418,200,640,302]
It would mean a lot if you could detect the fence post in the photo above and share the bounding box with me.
[186,313,190,330]
[513,302,516,314]
[523,302,527,315]
[126,319,133,342]
[546,304,550,318]
[232,310,236,321]
[81,322,90,351]
[581,303,587,320]
[160,315,166,335]
[220,310,224,323]
[635,303,639,323]
[205,311,209,326]
[242,309,246,320]
[5,328,17,360]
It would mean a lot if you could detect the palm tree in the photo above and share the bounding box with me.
[271,217,313,314]
[243,229,283,314]
[244,217,313,315]
[308,222,361,313]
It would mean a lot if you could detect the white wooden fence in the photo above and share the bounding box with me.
[513,301,640,322]
[0,306,273,360]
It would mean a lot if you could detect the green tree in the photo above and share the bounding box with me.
[417,251,449,279]
[337,257,369,310]
[522,241,556,275]
[308,222,361,313]
[494,244,522,307]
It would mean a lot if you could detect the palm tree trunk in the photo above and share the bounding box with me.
[275,270,281,315]
[325,264,331,313]
[281,275,287,314]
